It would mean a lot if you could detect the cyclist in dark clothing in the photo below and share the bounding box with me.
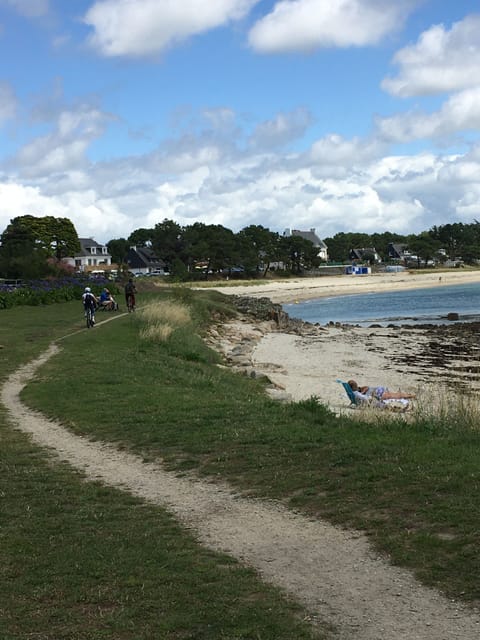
[124,278,137,312]
[82,287,98,325]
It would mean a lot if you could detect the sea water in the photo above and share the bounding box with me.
[283,280,480,327]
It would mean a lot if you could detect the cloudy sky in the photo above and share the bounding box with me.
[1,0,480,243]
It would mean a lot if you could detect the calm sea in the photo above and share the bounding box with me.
[283,281,480,327]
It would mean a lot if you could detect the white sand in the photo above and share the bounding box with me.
[252,325,432,412]
[208,270,480,413]
[204,269,480,303]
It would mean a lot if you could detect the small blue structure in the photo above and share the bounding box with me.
[345,265,371,275]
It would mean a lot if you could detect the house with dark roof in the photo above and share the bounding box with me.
[63,238,112,273]
[349,247,381,263]
[125,245,166,276]
[284,228,329,261]
[387,242,412,262]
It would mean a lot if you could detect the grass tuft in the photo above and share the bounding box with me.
[140,322,174,341]
[138,300,191,342]
[413,387,480,432]
[138,299,191,326]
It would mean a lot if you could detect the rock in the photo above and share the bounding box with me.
[248,369,265,379]
[265,388,293,403]
[228,355,252,367]
[447,312,460,321]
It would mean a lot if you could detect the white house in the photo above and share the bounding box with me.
[63,238,112,273]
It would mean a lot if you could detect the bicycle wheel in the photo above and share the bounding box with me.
[86,308,94,328]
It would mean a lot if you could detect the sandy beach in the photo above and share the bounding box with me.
[207,270,480,414]
[206,268,480,303]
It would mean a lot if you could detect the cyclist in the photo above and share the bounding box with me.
[82,286,98,325]
[124,278,137,312]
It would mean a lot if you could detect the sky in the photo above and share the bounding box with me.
[1,0,480,244]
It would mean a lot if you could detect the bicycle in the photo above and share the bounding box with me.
[126,293,136,313]
[85,305,95,328]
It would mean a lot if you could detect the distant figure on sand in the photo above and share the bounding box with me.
[347,380,416,403]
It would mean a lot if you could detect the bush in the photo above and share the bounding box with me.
[0,276,120,310]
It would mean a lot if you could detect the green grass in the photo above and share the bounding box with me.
[1,429,318,640]
[2,289,480,638]
[0,298,320,640]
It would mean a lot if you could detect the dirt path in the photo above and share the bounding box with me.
[2,343,480,640]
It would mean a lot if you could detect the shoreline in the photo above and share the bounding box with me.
[201,269,480,304]
[205,273,480,414]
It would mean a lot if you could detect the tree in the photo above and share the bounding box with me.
[151,219,184,271]
[183,223,238,277]
[44,216,80,259]
[323,232,371,263]
[0,215,80,278]
[237,225,280,277]
[406,232,441,267]
[280,235,319,273]
[128,227,154,247]
[1,215,80,260]
[107,238,130,264]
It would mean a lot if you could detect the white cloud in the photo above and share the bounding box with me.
[2,99,480,243]
[249,107,313,148]
[382,15,480,97]
[0,0,50,17]
[310,134,385,166]
[8,105,115,178]
[84,0,259,57]
[202,108,237,133]
[376,87,480,142]
[248,0,413,54]
[0,181,142,241]
[0,82,16,124]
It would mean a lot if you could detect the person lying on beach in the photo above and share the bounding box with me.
[347,380,416,403]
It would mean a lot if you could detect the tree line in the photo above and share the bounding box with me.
[323,222,480,265]
[108,220,323,279]
[108,219,480,276]
[2,214,480,280]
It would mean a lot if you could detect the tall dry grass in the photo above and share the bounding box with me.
[343,383,480,430]
[138,300,191,342]
[413,385,480,431]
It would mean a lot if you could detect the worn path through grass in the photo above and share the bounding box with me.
[0,303,320,640]
[3,324,480,639]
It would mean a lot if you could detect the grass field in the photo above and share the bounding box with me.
[1,289,480,638]
[0,296,320,640]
